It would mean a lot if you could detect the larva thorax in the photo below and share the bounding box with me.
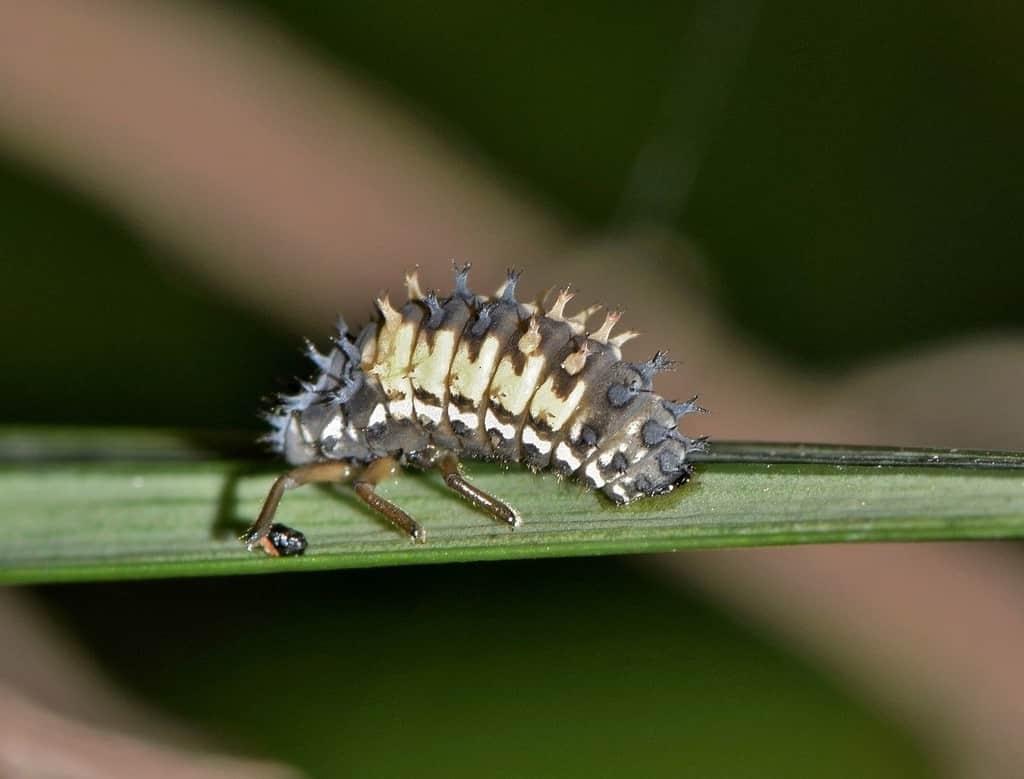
[263,266,707,506]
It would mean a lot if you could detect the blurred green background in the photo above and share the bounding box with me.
[5,0,1022,775]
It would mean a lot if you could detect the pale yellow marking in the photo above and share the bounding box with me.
[448,334,501,405]
[410,329,456,400]
[518,317,542,355]
[376,294,402,328]
[580,416,640,471]
[404,270,423,300]
[372,318,419,420]
[610,330,639,348]
[373,309,412,368]
[546,287,574,320]
[591,310,621,344]
[529,377,587,432]
[489,352,546,416]
[560,342,590,376]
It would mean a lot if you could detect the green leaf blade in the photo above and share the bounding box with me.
[3,429,1024,584]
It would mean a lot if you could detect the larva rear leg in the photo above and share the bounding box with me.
[409,450,520,528]
[353,457,427,543]
[406,448,521,529]
[438,452,521,530]
[242,461,355,556]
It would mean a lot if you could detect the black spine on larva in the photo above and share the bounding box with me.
[262,266,705,504]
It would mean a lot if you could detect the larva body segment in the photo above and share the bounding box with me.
[250,266,706,556]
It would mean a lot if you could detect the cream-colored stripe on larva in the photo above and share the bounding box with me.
[488,353,547,416]
[596,441,629,468]
[374,319,419,420]
[584,425,638,477]
[320,414,344,443]
[415,402,443,426]
[528,377,587,432]
[448,335,502,407]
[409,329,456,400]
[554,442,583,472]
[522,425,552,454]
[587,417,646,469]
[484,409,517,441]
[584,461,605,487]
[448,404,480,431]
[368,403,387,428]
[389,396,414,419]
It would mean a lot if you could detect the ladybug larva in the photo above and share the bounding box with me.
[242,265,707,556]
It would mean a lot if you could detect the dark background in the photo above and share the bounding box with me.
[5,1,1021,775]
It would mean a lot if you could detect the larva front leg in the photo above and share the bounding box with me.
[242,460,355,556]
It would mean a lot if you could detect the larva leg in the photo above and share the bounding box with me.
[242,461,355,556]
[438,452,521,529]
[353,457,427,543]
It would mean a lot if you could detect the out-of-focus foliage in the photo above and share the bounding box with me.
[3,1,1020,776]
[4,2,1023,425]
[50,560,931,778]
[226,0,1024,363]
[0,161,301,429]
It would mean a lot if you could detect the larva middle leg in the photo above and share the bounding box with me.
[353,456,427,543]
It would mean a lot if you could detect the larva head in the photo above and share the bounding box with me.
[263,323,378,464]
